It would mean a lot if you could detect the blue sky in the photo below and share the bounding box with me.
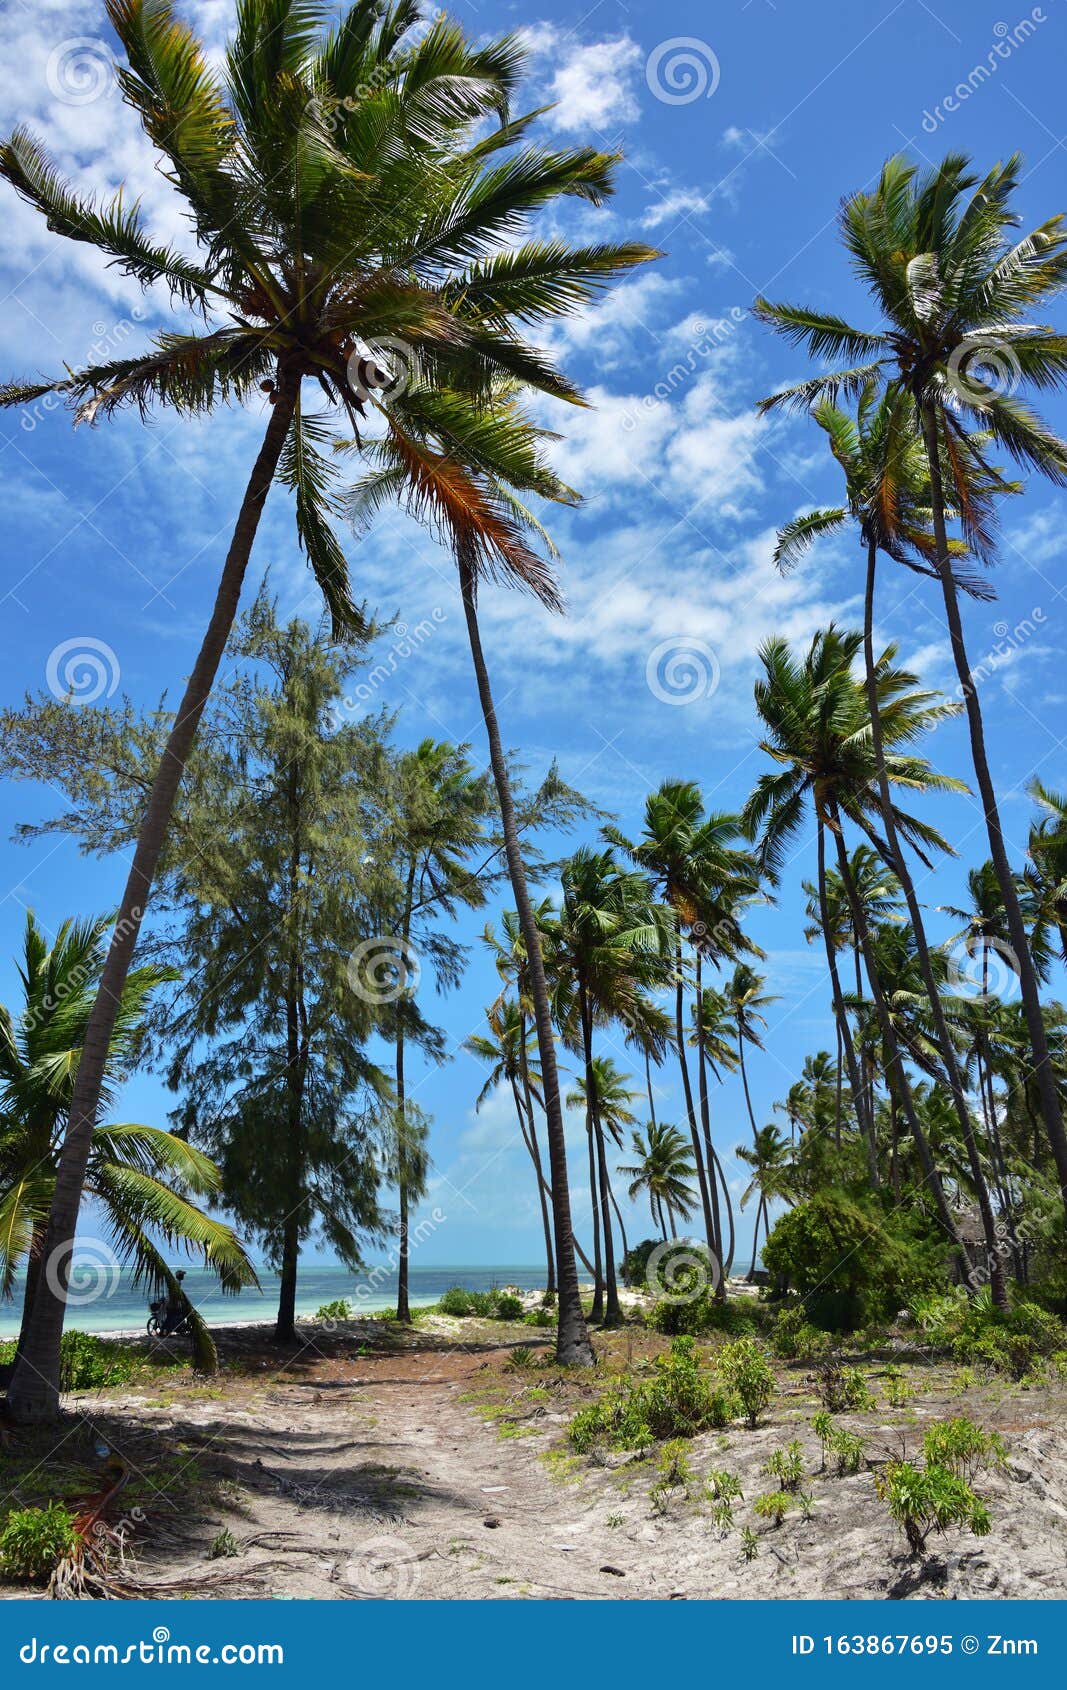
[1,0,1067,1276]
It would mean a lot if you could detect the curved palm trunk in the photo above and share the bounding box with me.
[586,1119,604,1319]
[394,861,417,1325]
[747,1193,765,1281]
[644,1048,658,1129]
[517,1013,556,1299]
[6,375,300,1423]
[921,401,1067,1217]
[695,952,726,1299]
[457,548,592,1365]
[673,933,716,1251]
[830,815,966,1253]
[709,1141,736,1276]
[608,1178,630,1289]
[860,533,1007,1306]
[816,822,879,1186]
[580,986,620,1324]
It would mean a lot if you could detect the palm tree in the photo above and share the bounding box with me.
[725,963,777,1144]
[612,782,759,1278]
[387,739,492,1320]
[467,996,556,1297]
[3,3,655,1411]
[743,627,970,1251]
[1026,781,1067,966]
[566,1055,640,1275]
[0,913,256,1372]
[689,986,738,1274]
[544,848,670,1324]
[736,1124,794,1281]
[619,1123,697,1239]
[755,152,1067,1206]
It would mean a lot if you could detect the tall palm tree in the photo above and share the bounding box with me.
[2,4,655,1410]
[736,1124,794,1281]
[544,848,670,1324]
[612,782,759,1278]
[386,739,492,1320]
[1026,781,1067,966]
[619,1123,697,1239]
[566,1056,640,1276]
[689,986,738,1274]
[725,963,777,1144]
[0,913,256,1372]
[467,996,556,1297]
[743,627,971,1252]
[755,152,1067,1207]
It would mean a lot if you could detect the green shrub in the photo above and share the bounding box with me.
[208,1529,240,1561]
[763,1191,944,1331]
[706,1468,743,1502]
[883,1365,913,1408]
[437,1286,499,1318]
[717,1337,775,1427]
[740,1526,759,1561]
[0,1504,77,1582]
[874,1460,991,1555]
[818,1361,875,1412]
[828,1427,866,1475]
[494,1293,524,1321]
[952,1297,1066,1379]
[316,1298,354,1322]
[921,1418,1007,1481]
[770,1305,832,1361]
[569,1336,734,1453]
[524,1307,555,1328]
[753,1489,793,1526]
[763,1440,805,1491]
[59,1330,136,1392]
[505,1345,535,1370]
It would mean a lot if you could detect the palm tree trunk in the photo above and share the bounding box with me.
[15,1223,47,1363]
[6,373,300,1423]
[673,933,716,1250]
[586,1120,603,1319]
[608,1178,630,1290]
[395,861,416,1324]
[860,531,1008,1307]
[518,1010,555,1300]
[830,814,966,1253]
[644,1048,658,1128]
[695,952,726,1299]
[457,546,592,1365]
[816,821,879,1186]
[580,986,620,1324]
[747,1193,765,1281]
[920,400,1067,1217]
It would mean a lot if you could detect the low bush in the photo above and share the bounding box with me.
[494,1293,524,1321]
[817,1360,875,1412]
[315,1299,354,1322]
[763,1191,945,1331]
[649,1294,759,1338]
[569,1336,734,1453]
[952,1298,1066,1379]
[753,1489,793,1526]
[524,1307,555,1328]
[717,1337,776,1427]
[59,1331,136,1392]
[436,1287,503,1318]
[874,1460,991,1556]
[762,1440,805,1491]
[769,1306,833,1361]
[0,1504,77,1583]
[921,1417,1007,1481]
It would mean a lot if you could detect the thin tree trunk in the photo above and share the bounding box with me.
[15,1223,47,1363]
[586,1118,603,1319]
[747,1193,765,1281]
[518,1010,555,1299]
[644,1048,658,1129]
[695,952,726,1299]
[277,757,307,1344]
[395,860,416,1324]
[7,373,300,1423]
[920,399,1067,1218]
[860,532,1007,1306]
[457,547,592,1365]
[674,933,716,1249]
[830,814,966,1252]
[816,821,879,1186]
[581,986,620,1324]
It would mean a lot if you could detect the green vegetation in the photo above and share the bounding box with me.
[762,1441,805,1491]
[315,1300,355,1323]
[0,1503,77,1583]
[435,1287,527,1320]
[753,1490,793,1527]
[717,1338,776,1428]
[569,1337,734,1453]
[875,1462,992,1556]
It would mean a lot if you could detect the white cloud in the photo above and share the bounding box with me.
[642,188,711,230]
[519,26,643,134]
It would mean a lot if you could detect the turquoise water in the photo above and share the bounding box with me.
[0,1263,549,1340]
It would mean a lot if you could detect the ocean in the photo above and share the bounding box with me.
[0,1263,550,1341]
